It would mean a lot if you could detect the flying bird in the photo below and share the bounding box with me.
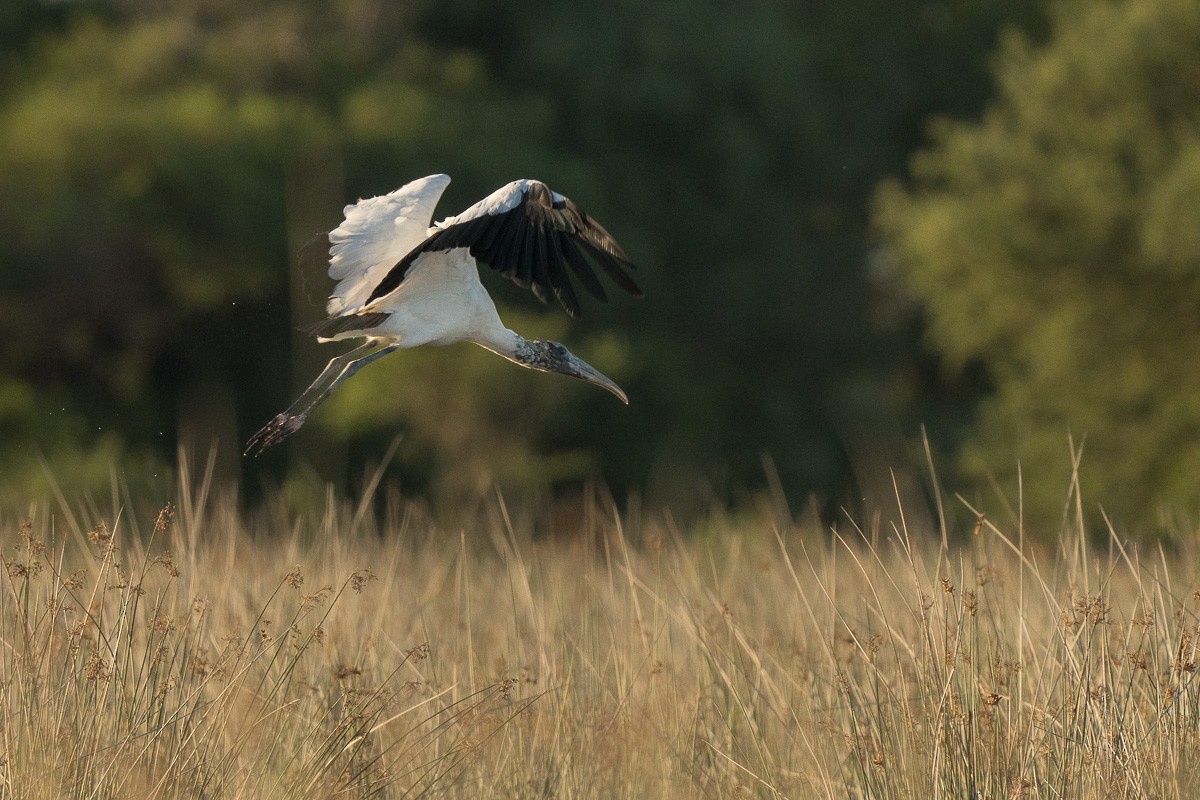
[245,174,641,456]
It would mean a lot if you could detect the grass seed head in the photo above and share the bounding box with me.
[18,519,45,555]
[154,502,175,534]
[88,520,114,557]
[191,655,208,678]
[963,590,978,617]
[7,560,41,580]
[63,569,86,591]
[301,586,333,610]
[285,566,303,590]
[349,568,378,594]
[85,652,111,682]
[154,551,179,578]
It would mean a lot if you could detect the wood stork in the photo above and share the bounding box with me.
[245,174,641,456]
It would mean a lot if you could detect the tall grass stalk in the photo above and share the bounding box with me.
[1,455,1199,798]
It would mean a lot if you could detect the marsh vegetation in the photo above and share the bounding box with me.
[4,457,1198,798]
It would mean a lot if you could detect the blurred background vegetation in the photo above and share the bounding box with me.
[1,0,1196,536]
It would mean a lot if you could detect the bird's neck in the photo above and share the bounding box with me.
[471,329,560,372]
[471,327,530,365]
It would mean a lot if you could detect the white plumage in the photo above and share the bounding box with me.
[326,174,451,316]
[246,174,641,455]
[434,179,566,229]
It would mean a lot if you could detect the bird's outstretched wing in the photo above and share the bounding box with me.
[364,180,641,319]
[324,174,452,316]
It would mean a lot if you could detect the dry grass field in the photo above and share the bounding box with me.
[3,457,1200,799]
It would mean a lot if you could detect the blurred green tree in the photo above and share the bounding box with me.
[876,0,1200,532]
[0,1,479,500]
[414,0,1047,510]
[0,0,1045,516]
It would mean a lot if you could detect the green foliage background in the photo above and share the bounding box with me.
[5,0,1196,533]
[877,0,1200,531]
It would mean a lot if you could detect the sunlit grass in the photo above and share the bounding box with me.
[3,454,1200,798]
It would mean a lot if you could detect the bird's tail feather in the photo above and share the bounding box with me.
[302,312,390,340]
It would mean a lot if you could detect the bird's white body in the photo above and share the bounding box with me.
[245,173,639,455]
[324,173,524,356]
[342,246,517,356]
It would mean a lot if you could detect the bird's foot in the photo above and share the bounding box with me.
[244,413,307,457]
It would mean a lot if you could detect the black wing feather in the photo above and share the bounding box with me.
[364,180,640,315]
[579,215,633,264]
[471,213,504,260]
[545,230,582,318]
[514,217,534,289]
[489,211,521,278]
[529,226,552,305]
[437,214,487,249]
[579,240,643,297]
[557,233,608,302]
[474,213,507,267]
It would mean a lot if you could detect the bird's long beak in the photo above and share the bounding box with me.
[566,354,629,404]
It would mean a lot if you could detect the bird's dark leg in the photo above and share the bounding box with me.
[244,341,399,456]
[290,342,399,422]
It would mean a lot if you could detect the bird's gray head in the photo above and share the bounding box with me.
[516,339,628,404]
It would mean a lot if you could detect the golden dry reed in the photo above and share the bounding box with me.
[2,459,1200,798]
